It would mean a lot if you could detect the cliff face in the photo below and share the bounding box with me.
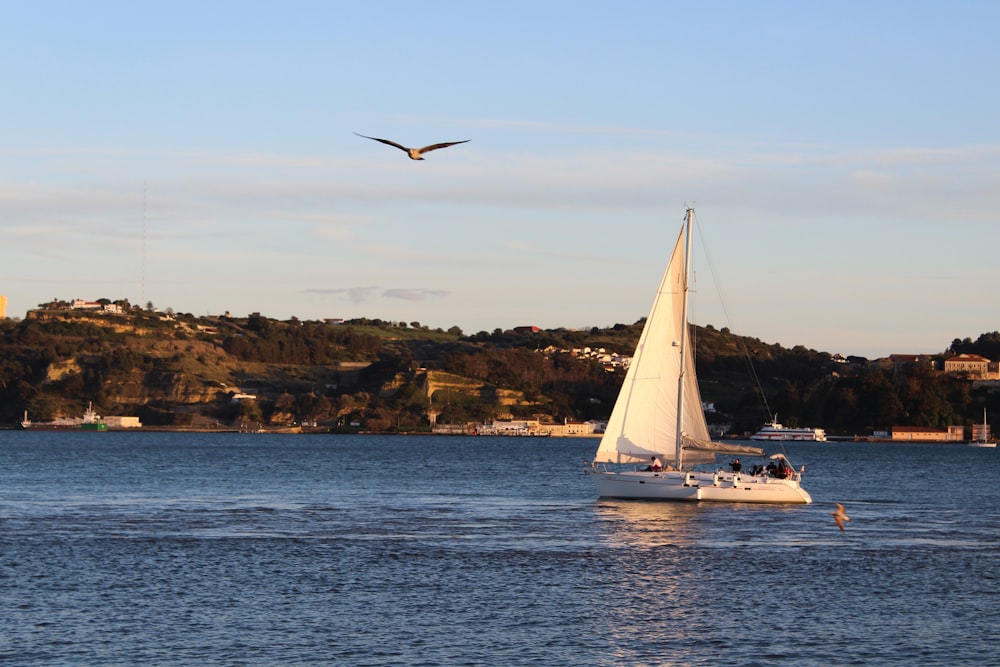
[386,369,539,408]
[108,370,227,405]
[43,359,82,384]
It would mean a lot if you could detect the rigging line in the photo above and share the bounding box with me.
[690,211,774,424]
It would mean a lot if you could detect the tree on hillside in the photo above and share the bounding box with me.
[951,332,1000,360]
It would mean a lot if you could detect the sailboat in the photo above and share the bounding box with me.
[969,409,997,448]
[587,208,813,503]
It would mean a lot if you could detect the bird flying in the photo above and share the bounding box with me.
[830,503,851,531]
[354,133,470,160]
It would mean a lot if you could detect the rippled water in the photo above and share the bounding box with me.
[1,432,997,665]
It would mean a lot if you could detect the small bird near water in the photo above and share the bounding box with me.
[830,502,851,531]
[354,133,470,160]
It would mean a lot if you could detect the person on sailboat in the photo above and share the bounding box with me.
[730,458,742,473]
[770,454,793,479]
[645,456,664,472]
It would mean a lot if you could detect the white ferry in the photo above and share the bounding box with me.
[750,417,827,442]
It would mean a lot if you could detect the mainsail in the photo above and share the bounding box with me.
[593,223,722,467]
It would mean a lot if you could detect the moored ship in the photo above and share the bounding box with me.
[751,417,827,442]
[21,402,108,431]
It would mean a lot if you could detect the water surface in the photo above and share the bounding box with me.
[2,432,997,665]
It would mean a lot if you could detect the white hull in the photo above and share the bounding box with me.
[590,469,812,504]
[969,441,997,448]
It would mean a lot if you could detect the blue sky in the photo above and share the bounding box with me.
[2,1,998,358]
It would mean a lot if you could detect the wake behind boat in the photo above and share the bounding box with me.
[586,208,812,504]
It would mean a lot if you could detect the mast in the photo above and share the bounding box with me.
[674,208,694,469]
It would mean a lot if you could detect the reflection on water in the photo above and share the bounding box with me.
[594,497,813,548]
[594,499,704,548]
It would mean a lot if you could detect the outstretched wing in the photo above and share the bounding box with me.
[417,140,470,154]
[831,503,850,530]
[354,133,409,153]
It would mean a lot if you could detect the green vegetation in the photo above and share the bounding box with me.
[2,305,999,435]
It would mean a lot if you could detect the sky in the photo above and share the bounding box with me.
[2,1,999,359]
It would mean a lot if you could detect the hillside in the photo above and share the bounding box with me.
[2,306,999,435]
